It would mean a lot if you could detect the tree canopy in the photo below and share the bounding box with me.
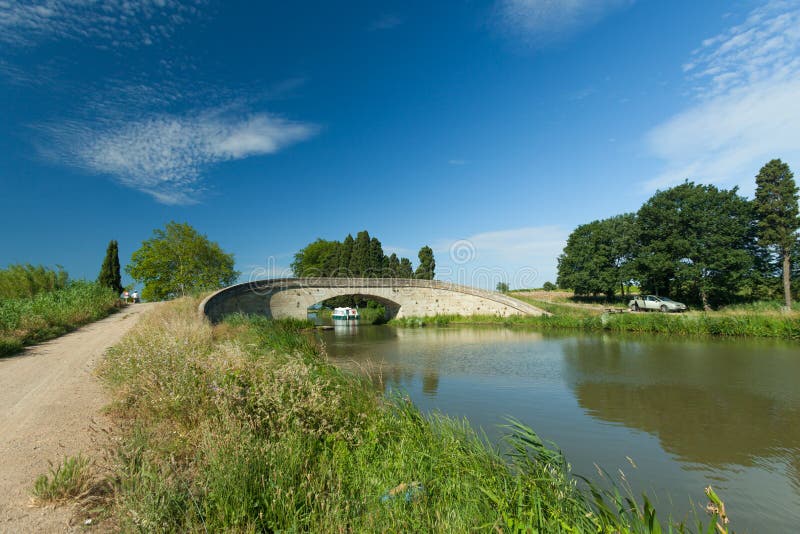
[126,222,239,301]
[291,230,431,279]
[557,214,636,298]
[636,182,753,309]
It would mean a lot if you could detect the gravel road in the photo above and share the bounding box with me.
[0,303,155,532]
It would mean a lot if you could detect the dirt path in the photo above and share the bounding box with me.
[0,303,155,533]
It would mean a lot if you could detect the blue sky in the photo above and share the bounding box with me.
[1,0,798,289]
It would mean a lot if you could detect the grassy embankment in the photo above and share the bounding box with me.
[0,281,120,357]
[390,293,800,340]
[95,298,724,532]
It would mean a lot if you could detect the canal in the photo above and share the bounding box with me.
[319,324,800,532]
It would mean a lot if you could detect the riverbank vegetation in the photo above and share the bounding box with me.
[96,299,723,532]
[391,294,800,340]
[557,159,799,310]
[0,264,119,357]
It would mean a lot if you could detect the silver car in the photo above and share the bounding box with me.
[628,295,687,313]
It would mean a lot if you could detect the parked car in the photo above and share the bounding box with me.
[628,295,687,313]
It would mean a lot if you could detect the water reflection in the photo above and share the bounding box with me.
[321,325,800,531]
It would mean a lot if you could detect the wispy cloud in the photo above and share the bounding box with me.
[0,0,204,48]
[433,226,568,289]
[646,1,800,193]
[369,13,404,31]
[40,108,318,204]
[495,0,632,44]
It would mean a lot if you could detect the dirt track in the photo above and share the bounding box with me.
[0,303,155,533]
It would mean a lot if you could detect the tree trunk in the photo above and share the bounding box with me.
[701,287,711,312]
[783,250,792,309]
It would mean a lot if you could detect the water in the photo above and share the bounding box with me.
[319,325,800,533]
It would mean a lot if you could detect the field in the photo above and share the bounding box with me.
[94,298,726,532]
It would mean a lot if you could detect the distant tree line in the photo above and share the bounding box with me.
[291,230,435,280]
[557,159,799,309]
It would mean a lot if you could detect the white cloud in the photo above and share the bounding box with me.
[495,0,632,43]
[646,1,800,194]
[433,226,568,289]
[41,108,318,204]
[0,0,204,48]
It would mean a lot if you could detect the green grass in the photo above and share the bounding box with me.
[31,455,93,504]
[390,295,800,340]
[0,281,119,357]
[95,298,726,532]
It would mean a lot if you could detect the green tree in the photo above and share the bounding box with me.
[753,159,799,308]
[126,222,239,301]
[368,237,385,276]
[291,239,340,277]
[398,257,414,278]
[97,240,123,295]
[557,214,637,298]
[338,234,354,276]
[636,182,753,309]
[349,231,371,277]
[496,282,509,292]
[386,253,400,277]
[414,246,435,280]
[542,281,557,291]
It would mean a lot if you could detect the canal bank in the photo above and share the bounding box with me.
[322,324,800,533]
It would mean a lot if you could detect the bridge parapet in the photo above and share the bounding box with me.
[199,278,547,323]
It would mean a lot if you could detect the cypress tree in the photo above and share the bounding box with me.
[414,245,436,280]
[349,231,371,277]
[339,234,354,277]
[386,253,400,278]
[368,237,385,277]
[754,159,799,308]
[98,240,123,294]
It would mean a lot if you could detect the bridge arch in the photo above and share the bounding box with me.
[199,278,547,323]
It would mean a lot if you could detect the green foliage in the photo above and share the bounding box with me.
[557,213,637,298]
[291,238,340,277]
[637,182,753,309]
[99,300,689,532]
[398,257,414,278]
[496,281,510,292]
[31,455,92,504]
[97,240,123,295]
[126,221,239,301]
[754,159,799,253]
[292,231,417,279]
[542,281,557,291]
[0,264,69,300]
[414,245,435,280]
[753,159,799,307]
[0,281,118,357]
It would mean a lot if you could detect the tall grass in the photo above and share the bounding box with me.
[0,281,119,356]
[97,299,723,531]
[0,263,69,299]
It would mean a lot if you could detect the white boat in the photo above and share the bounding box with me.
[331,307,359,321]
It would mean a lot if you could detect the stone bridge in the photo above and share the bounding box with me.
[199,278,547,322]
